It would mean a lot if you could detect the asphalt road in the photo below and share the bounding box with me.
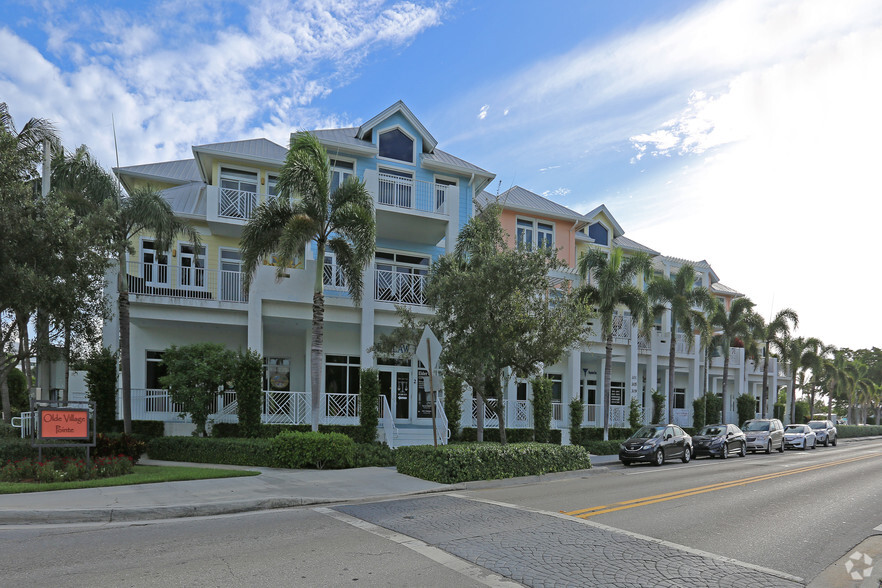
[461,437,882,581]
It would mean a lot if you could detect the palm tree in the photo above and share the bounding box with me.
[577,246,652,441]
[240,132,375,432]
[52,147,200,434]
[779,335,822,423]
[709,297,758,424]
[647,263,711,423]
[753,308,798,418]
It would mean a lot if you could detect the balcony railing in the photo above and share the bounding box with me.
[219,188,257,220]
[377,173,450,215]
[612,315,632,341]
[375,268,427,305]
[126,261,248,303]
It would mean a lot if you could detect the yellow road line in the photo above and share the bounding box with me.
[563,452,882,518]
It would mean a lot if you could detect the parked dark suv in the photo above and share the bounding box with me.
[692,424,747,459]
[742,418,785,454]
[619,424,692,466]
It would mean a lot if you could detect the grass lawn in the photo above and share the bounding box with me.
[0,465,260,494]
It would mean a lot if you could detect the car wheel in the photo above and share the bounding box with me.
[653,449,665,466]
[621,460,632,466]
[832,435,837,447]
[681,446,691,463]
[823,436,829,447]
[801,440,807,450]
[739,442,747,457]
[778,440,785,453]
[812,440,817,449]
[765,440,772,455]
[721,444,729,459]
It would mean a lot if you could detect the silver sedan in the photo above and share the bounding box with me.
[783,424,817,450]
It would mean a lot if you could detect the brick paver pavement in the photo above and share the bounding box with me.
[336,495,804,588]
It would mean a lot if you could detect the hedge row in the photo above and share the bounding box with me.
[109,420,165,439]
[147,435,395,468]
[395,442,591,484]
[210,422,367,441]
[836,425,882,438]
[460,428,562,444]
[582,440,626,455]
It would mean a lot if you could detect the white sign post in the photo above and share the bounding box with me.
[415,326,443,446]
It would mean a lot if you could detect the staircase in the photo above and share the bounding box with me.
[392,424,440,447]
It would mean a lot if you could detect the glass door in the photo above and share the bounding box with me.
[378,365,411,421]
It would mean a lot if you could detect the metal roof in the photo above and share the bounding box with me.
[161,182,206,217]
[311,127,375,151]
[423,148,491,175]
[710,282,743,297]
[192,138,287,161]
[613,235,660,256]
[477,186,585,222]
[114,159,200,184]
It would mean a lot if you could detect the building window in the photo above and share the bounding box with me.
[610,381,626,406]
[517,219,555,251]
[141,239,169,286]
[267,175,279,201]
[516,219,534,250]
[264,358,290,391]
[583,379,597,405]
[330,159,354,193]
[537,222,554,249]
[323,252,346,289]
[378,128,414,163]
[220,249,246,302]
[179,243,206,289]
[549,374,563,404]
[220,167,258,218]
[588,222,609,246]
[375,251,429,305]
[434,177,456,212]
[146,351,166,389]
[674,388,686,410]
[325,355,360,396]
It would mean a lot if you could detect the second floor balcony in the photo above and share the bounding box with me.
[364,169,453,247]
[125,260,248,304]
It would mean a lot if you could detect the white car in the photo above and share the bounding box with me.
[783,424,817,450]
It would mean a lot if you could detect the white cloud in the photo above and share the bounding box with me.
[541,187,571,198]
[478,104,490,120]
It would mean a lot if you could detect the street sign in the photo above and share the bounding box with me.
[415,326,442,370]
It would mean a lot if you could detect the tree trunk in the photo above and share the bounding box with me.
[310,245,326,433]
[17,312,32,386]
[721,353,730,424]
[667,325,676,425]
[604,334,613,441]
[118,251,132,435]
[63,320,71,404]
[761,345,770,419]
[476,389,484,442]
[0,366,11,423]
[790,370,798,424]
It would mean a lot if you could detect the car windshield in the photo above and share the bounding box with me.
[743,421,770,432]
[632,426,665,439]
[698,426,725,436]
[808,421,826,429]
[785,425,806,433]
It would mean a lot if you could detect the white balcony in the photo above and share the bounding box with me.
[364,169,452,246]
[375,268,427,306]
[126,261,248,304]
[219,187,257,220]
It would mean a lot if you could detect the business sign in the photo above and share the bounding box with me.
[39,409,90,440]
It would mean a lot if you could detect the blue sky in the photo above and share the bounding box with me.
[3,0,882,351]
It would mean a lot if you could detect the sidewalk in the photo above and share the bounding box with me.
[0,456,611,525]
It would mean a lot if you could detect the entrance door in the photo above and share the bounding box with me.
[378,367,411,421]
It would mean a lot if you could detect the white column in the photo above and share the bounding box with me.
[304,329,312,398]
[647,343,658,425]
[770,358,778,419]
[569,348,581,402]
[247,297,263,356]
[628,325,639,406]
[445,184,461,254]
[691,335,701,423]
[360,263,375,369]
[599,357,606,426]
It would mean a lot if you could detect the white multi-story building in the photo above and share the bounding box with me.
[108,101,789,443]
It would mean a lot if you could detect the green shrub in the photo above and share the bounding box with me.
[84,347,118,433]
[271,431,355,469]
[531,376,552,443]
[0,438,86,462]
[95,433,146,463]
[628,398,644,429]
[794,400,811,424]
[147,437,275,467]
[396,442,591,484]
[581,440,625,455]
[110,420,165,439]
[692,396,706,430]
[160,343,237,436]
[650,389,665,424]
[0,422,20,439]
[358,369,380,444]
[700,393,723,424]
[209,423,362,440]
[460,428,561,444]
[774,402,786,421]
[582,427,634,441]
[737,394,756,427]
[7,367,29,416]
[443,374,464,441]
[233,349,263,438]
[836,425,882,438]
[353,442,396,467]
[0,455,133,483]
[568,398,584,445]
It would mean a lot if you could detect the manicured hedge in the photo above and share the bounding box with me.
[110,420,165,439]
[581,427,635,441]
[582,440,626,455]
[272,431,355,469]
[460,428,562,444]
[395,442,591,484]
[210,422,362,440]
[836,425,882,438]
[0,439,86,463]
[148,436,276,466]
[147,435,394,468]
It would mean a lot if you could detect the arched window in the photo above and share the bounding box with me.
[587,222,609,246]
[379,128,414,163]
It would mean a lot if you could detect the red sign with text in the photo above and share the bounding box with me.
[39,409,90,439]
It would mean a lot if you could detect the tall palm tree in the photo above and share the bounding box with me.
[709,297,758,423]
[240,132,375,432]
[779,335,822,423]
[52,147,200,434]
[753,308,798,418]
[577,247,652,441]
[647,263,711,423]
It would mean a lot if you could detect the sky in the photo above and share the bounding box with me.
[3,0,882,351]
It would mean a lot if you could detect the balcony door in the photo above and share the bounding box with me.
[220,168,258,219]
[141,240,169,287]
[220,249,245,302]
[179,243,206,291]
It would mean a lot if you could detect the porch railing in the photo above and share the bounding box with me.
[380,395,397,448]
[11,412,32,438]
[126,261,248,303]
[552,402,563,423]
[377,174,450,215]
[324,392,358,425]
[435,397,449,445]
[263,391,310,425]
[375,268,427,306]
[219,188,257,220]
[612,315,632,341]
